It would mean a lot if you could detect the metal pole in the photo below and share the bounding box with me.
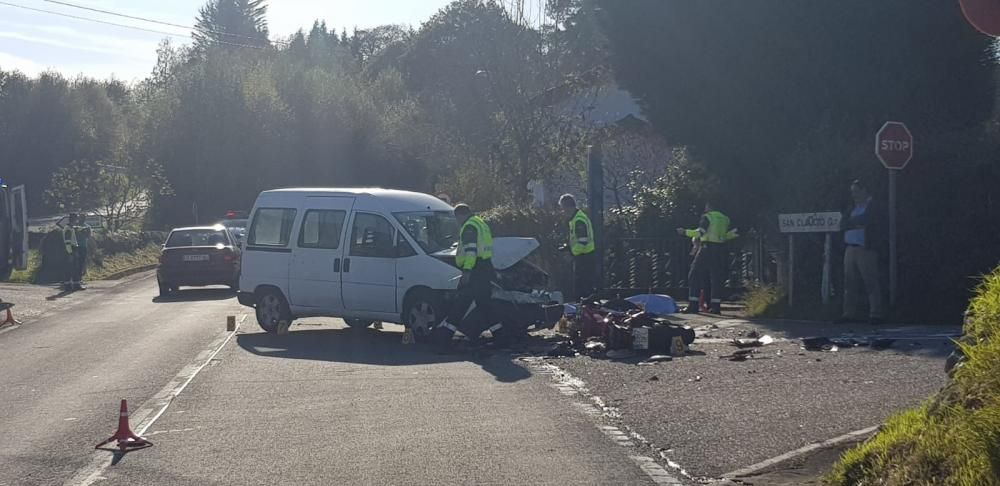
[788,233,794,307]
[888,169,897,307]
[587,143,604,290]
[822,232,832,305]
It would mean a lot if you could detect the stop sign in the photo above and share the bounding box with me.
[875,121,913,170]
[960,0,1000,36]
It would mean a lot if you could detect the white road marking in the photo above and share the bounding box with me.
[520,357,690,485]
[721,424,880,479]
[64,314,246,486]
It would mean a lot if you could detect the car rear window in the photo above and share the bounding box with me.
[166,229,229,248]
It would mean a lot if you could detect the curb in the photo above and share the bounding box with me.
[721,425,880,479]
[99,264,158,281]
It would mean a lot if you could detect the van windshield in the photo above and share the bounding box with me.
[394,211,457,254]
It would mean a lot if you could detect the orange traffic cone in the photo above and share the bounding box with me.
[95,399,153,452]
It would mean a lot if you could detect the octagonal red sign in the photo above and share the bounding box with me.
[875,121,913,171]
[960,0,1000,36]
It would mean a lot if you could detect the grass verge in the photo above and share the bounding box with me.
[87,244,161,281]
[9,249,40,283]
[826,266,1000,486]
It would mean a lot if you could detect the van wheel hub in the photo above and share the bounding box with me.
[408,301,437,335]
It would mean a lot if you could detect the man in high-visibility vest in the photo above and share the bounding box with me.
[430,204,504,347]
[62,213,79,291]
[677,202,738,314]
[558,194,596,301]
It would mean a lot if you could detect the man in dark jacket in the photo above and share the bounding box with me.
[837,180,886,325]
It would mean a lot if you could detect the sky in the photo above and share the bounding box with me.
[0,0,494,81]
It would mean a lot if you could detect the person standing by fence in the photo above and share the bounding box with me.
[558,194,596,301]
[677,202,737,314]
[74,215,91,290]
[61,213,79,291]
[836,179,886,325]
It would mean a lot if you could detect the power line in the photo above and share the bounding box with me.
[0,1,272,50]
[39,0,286,46]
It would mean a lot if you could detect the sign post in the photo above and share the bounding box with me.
[778,212,842,306]
[875,121,913,307]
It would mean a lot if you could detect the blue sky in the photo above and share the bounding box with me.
[0,0,471,81]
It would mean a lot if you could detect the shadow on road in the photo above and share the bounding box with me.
[151,288,234,303]
[237,328,532,383]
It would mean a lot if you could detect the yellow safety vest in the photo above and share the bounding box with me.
[63,226,77,254]
[455,216,493,270]
[684,211,733,244]
[569,210,595,256]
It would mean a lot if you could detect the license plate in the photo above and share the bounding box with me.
[183,254,209,262]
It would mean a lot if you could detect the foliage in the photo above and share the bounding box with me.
[32,229,167,284]
[743,283,781,318]
[193,0,270,51]
[829,267,1000,485]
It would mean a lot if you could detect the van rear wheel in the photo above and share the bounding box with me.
[256,289,291,334]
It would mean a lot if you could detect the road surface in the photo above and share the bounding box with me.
[0,274,662,485]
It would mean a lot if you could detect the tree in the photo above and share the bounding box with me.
[595,0,995,222]
[193,0,270,51]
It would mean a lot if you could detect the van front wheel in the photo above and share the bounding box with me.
[403,289,443,336]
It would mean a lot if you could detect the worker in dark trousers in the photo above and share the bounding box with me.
[62,214,79,291]
[677,202,737,314]
[429,204,504,347]
[558,194,596,301]
[74,215,91,290]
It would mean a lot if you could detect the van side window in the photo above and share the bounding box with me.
[396,231,417,258]
[349,213,395,258]
[298,210,346,249]
[248,208,296,247]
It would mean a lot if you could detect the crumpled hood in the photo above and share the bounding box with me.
[432,237,539,270]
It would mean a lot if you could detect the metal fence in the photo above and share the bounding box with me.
[603,236,774,297]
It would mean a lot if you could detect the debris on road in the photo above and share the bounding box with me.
[606,349,636,360]
[547,342,577,357]
[564,297,696,360]
[720,349,757,362]
[645,355,673,363]
[624,293,678,316]
[802,336,896,352]
[732,335,774,348]
[648,375,660,382]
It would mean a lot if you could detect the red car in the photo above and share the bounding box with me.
[157,225,240,297]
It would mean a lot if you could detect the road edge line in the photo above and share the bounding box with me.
[64,313,246,486]
[720,424,880,479]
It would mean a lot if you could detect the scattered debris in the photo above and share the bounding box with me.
[584,340,606,355]
[732,334,775,348]
[747,329,760,338]
[645,355,673,363]
[547,342,576,357]
[720,349,756,361]
[648,375,660,382]
[606,349,636,360]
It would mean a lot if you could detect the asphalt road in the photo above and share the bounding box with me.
[0,275,661,486]
[0,274,243,486]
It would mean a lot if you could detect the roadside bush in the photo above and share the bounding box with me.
[827,266,1000,486]
[34,230,167,283]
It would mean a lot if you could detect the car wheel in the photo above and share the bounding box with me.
[344,318,376,329]
[403,289,443,336]
[255,288,291,334]
[158,278,172,297]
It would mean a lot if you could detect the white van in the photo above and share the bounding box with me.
[236,188,562,334]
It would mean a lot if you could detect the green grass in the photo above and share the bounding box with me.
[744,283,782,317]
[9,249,40,283]
[8,245,160,284]
[826,267,1000,486]
[87,244,161,280]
